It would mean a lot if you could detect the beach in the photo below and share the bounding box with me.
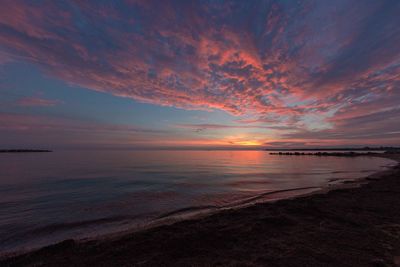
[2,0,400,265]
[1,154,400,266]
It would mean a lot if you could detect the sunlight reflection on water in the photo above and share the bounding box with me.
[0,150,396,253]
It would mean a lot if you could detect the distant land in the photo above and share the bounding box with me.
[0,149,52,153]
[264,147,400,151]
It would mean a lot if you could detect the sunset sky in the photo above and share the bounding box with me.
[0,0,399,149]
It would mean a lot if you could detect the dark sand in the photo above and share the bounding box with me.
[2,155,400,267]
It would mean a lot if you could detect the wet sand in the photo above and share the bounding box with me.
[2,154,400,267]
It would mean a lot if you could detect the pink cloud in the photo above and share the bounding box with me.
[0,0,399,146]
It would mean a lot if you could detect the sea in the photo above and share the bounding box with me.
[0,150,396,254]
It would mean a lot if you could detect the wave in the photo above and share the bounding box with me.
[0,215,139,244]
[155,186,320,220]
[2,186,320,249]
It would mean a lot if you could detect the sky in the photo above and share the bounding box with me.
[0,0,399,149]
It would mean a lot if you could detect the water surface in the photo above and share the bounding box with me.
[0,150,396,253]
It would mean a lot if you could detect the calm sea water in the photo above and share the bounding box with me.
[0,150,396,253]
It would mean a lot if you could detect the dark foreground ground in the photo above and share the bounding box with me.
[2,155,400,267]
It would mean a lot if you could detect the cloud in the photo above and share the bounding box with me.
[0,112,170,148]
[175,123,269,133]
[0,112,166,133]
[0,0,399,145]
[279,106,400,146]
[16,96,62,107]
[264,141,308,148]
[0,51,12,64]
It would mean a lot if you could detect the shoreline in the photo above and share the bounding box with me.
[1,156,393,257]
[2,154,400,266]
